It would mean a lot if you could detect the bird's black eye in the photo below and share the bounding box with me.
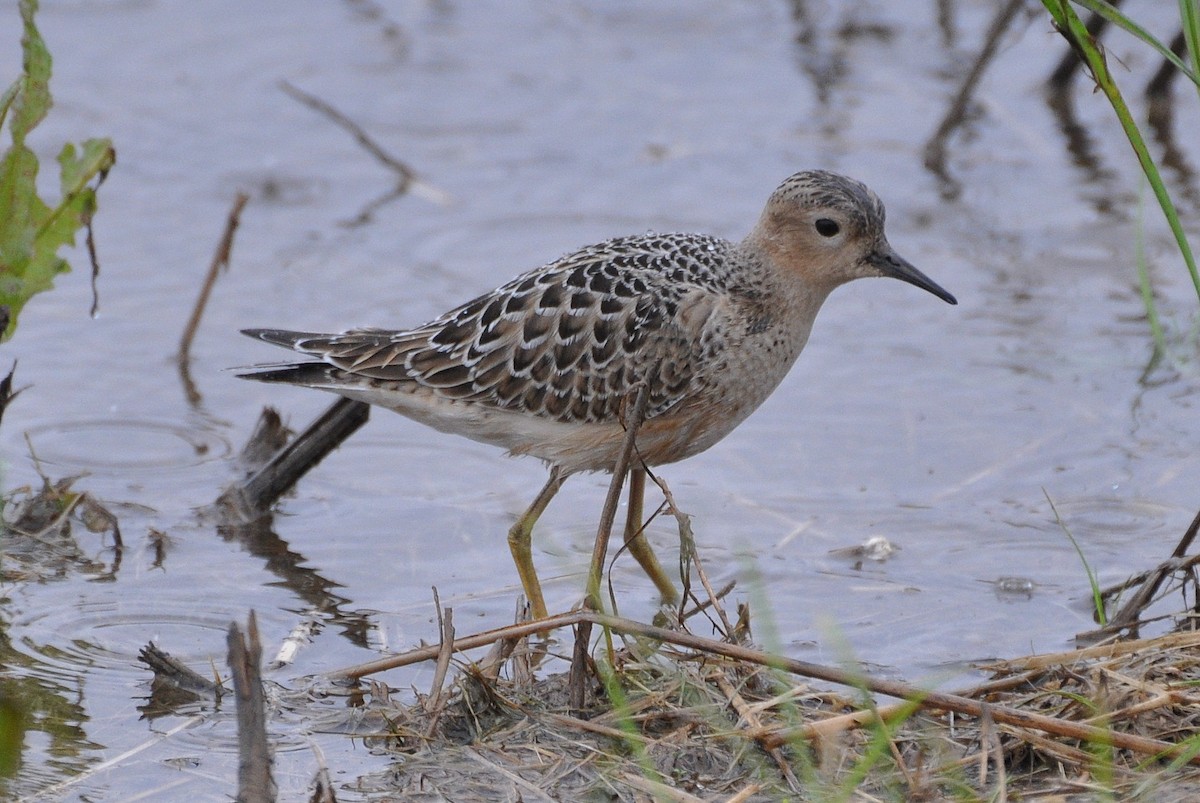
[815,218,840,237]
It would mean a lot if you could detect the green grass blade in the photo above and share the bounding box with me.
[1068,0,1200,88]
[1044,0,1200,306]
[1180,0,1200,104]
[1135,183,1167,357]
[1044,489,1107,626]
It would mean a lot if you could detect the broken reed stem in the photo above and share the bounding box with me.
[179,191,249,364]
[427,590,454,712]
[1079,507,1200,641]
[327,609,1200,766]
[651,471,735,636]
[570,382,652,711]
[584,382,652,611]
[225,397,371,517]
[227,611,276,803]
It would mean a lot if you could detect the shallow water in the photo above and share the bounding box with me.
[2,0,1199,798]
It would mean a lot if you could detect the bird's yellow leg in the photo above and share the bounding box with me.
[507,467,565,620]
[623,467,679,604]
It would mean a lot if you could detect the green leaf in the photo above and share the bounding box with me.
[0,0,115,340]
[10,0,52,148]
[0,78,20,132]
[35,139,115,244]
[0,144,49,277]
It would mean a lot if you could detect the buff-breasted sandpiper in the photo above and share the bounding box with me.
[240,170,956,618]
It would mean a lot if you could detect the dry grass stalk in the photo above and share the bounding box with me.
[178,191,249,369]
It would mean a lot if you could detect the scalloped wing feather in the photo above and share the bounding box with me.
[278,235,734,425]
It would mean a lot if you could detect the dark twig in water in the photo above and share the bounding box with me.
[1078,507,1200,642]
[138,643,223,698]
[569,382,651,711]
[1145,30,1189,99]
[923,0,1025,200]
[1146,31,1200,207]
[220,398,370,518]
[0,362,23,429]
[86,150,114,318]
[179,192,249,367]
[228,611,276,803]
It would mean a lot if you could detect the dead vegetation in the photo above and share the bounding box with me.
[305,591,1200,802]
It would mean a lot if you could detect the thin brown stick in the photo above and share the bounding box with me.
[979,630,1200,674]
[1078,511,1200,640]
[327,610,582,680]
[585,383,653,610]
[85,149,114,318]
[797,703,907,743]
[179,192,248,365]
[979,703,1008,801]
[570,382,652,710]
[679,580,736,623]
[720,786,763,803]
[652,472,734,636]
[616,772,706,803]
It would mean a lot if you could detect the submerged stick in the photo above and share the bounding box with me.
[1079,507,1200,641]
[222,397,370,517]
[280,81,415,186]
[279,81,450,223]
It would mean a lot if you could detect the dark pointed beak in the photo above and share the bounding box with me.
[869,244,957,305]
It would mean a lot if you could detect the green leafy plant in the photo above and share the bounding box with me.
[0,0,115,342]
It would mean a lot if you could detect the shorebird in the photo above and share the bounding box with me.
[240,170,955,618]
